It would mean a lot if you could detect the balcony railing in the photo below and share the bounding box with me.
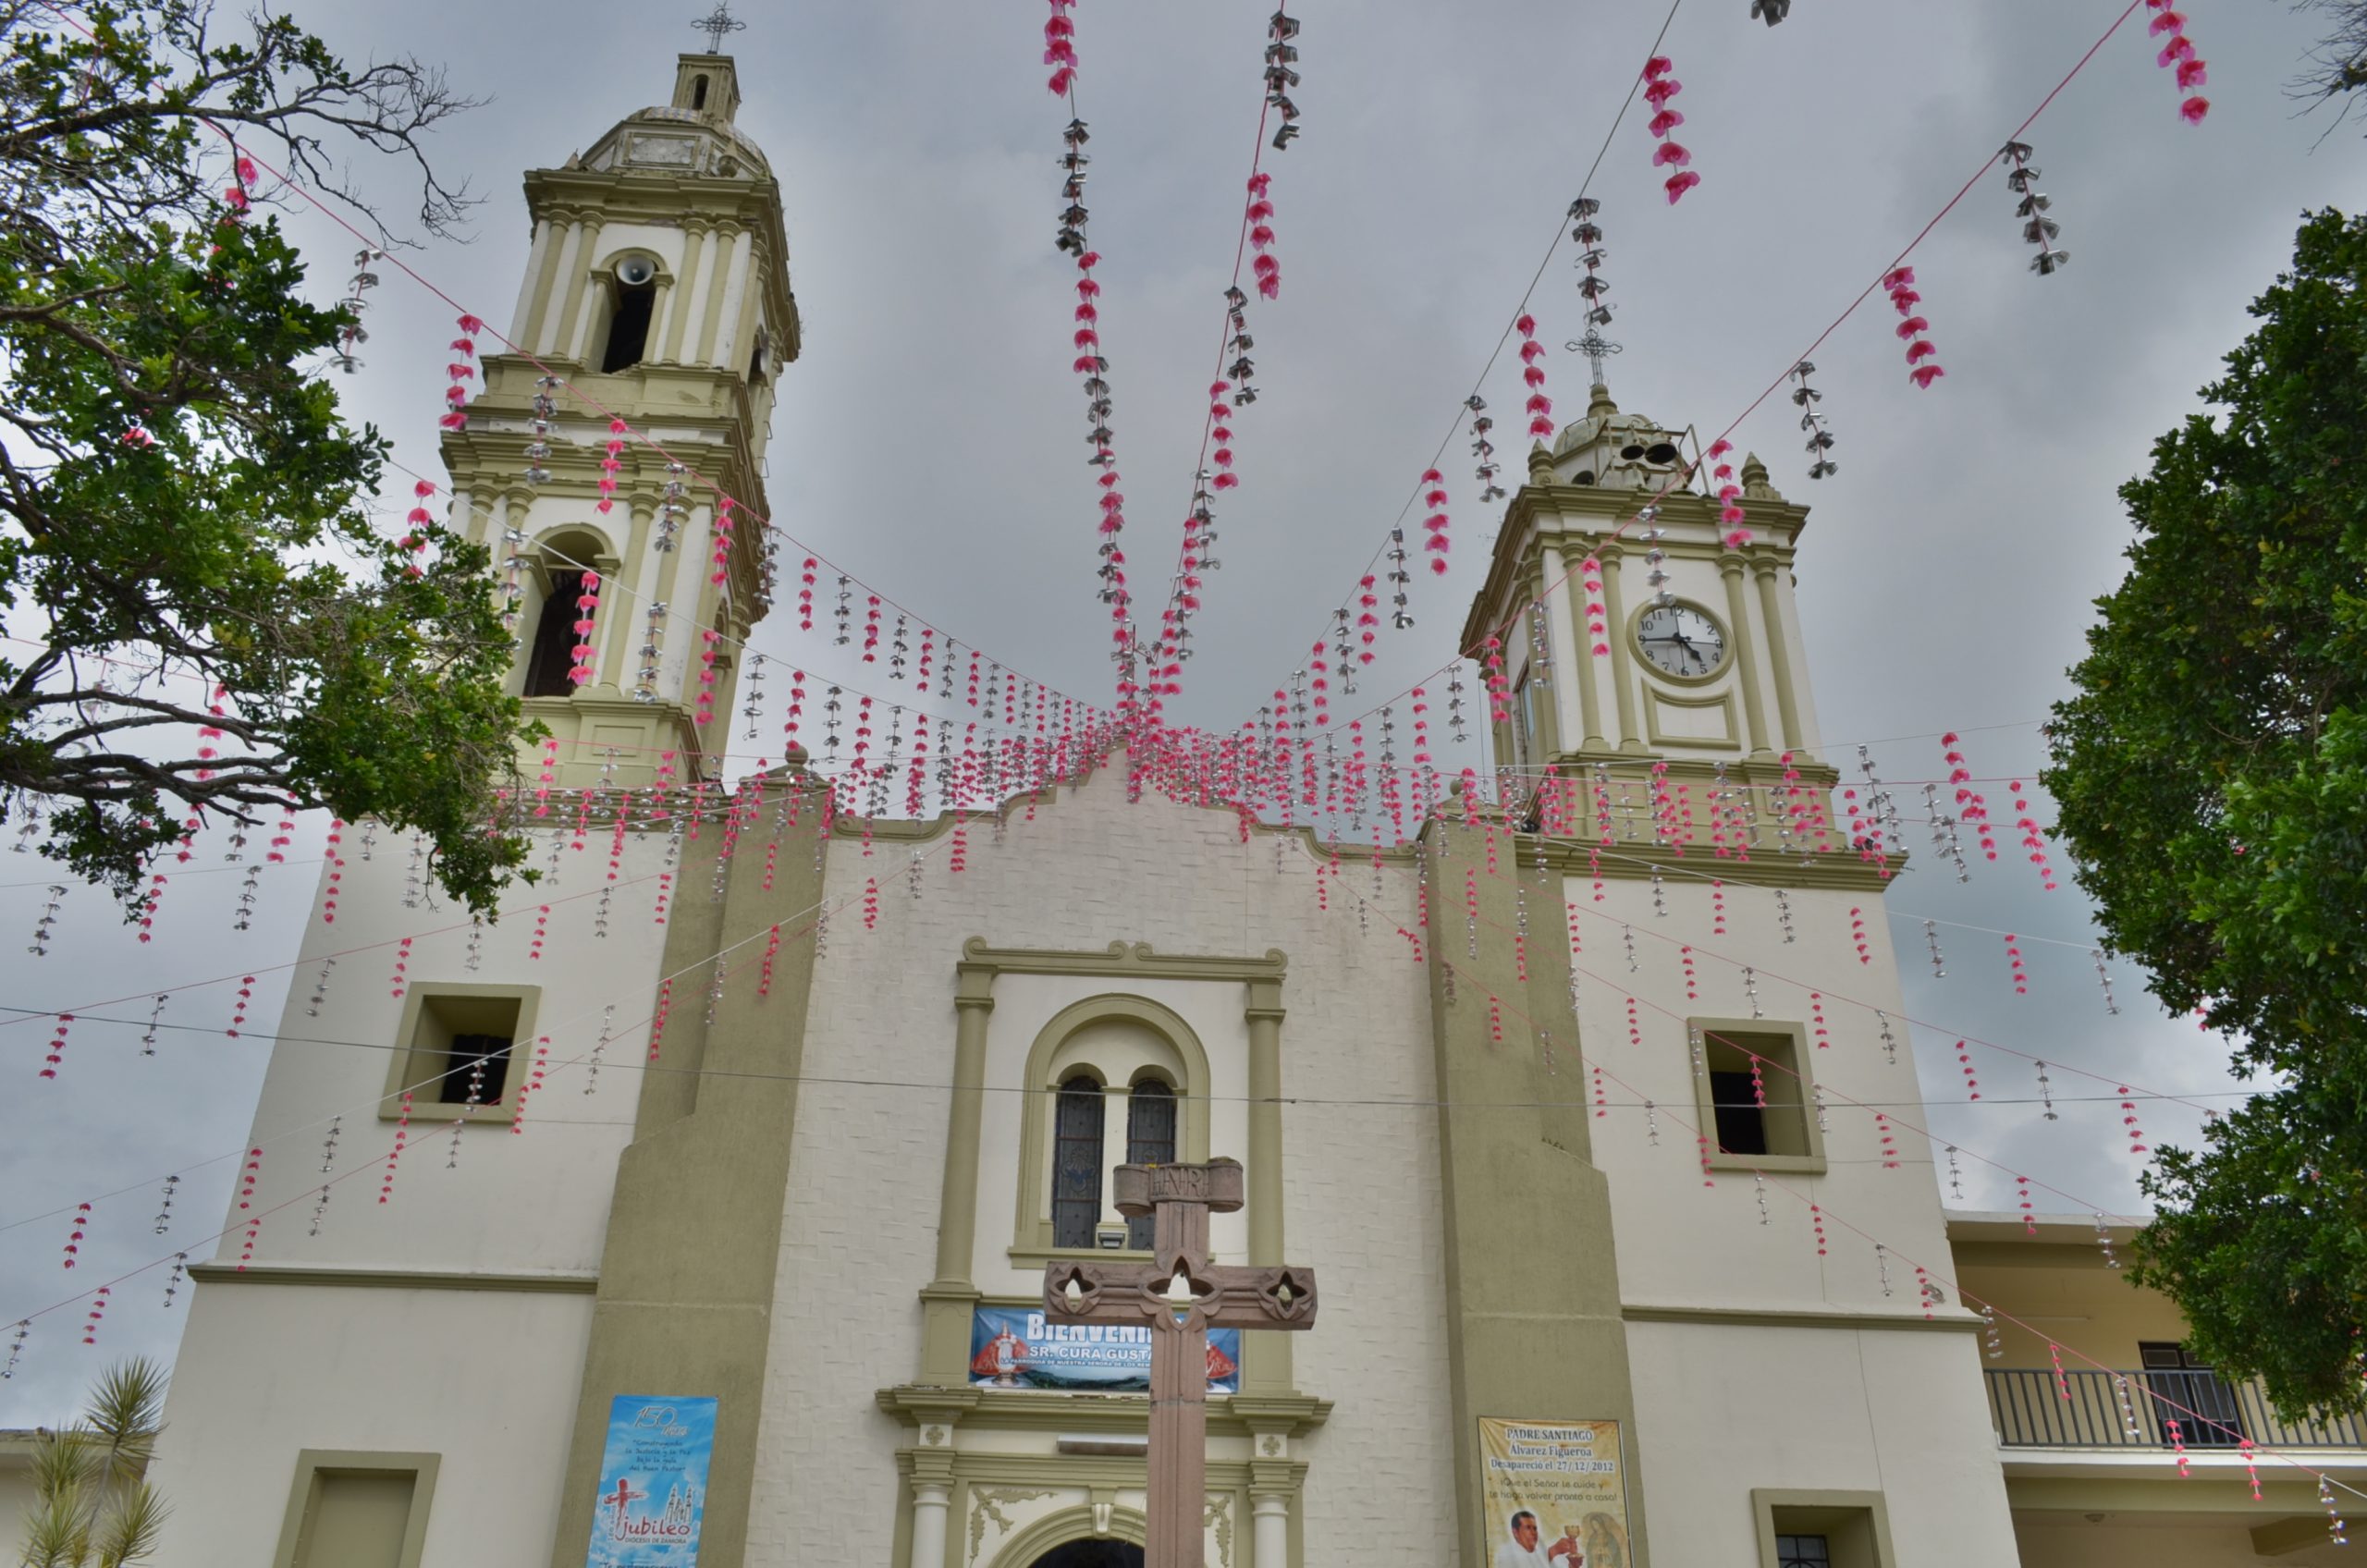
[1987,1367,2367,1451]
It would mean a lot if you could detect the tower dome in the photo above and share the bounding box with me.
[1546,381,1690,490]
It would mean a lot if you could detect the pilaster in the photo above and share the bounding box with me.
[1719,553,1772,757]
[920,972,996,1384]
[1422,813,1650,1568]
[546,769,829,1568]
[1242,980,1292,1396]
[1595,544,1642,753]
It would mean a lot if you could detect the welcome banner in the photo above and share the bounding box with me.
[969,1305,1242,1393]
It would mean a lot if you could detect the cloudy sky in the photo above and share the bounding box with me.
[0,0,2357,1424]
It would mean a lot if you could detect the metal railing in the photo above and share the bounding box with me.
[1987,1367,2367,1450]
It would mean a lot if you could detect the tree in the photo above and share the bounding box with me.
[15,1357,167,1568]
[0,1,534,913]
[2043,207,2367,1419]
[2282,0,2367,121]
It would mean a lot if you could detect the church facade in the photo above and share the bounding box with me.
[140,48,2344,1568]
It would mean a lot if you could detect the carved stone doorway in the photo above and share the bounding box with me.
[1028,1540,1146,1568]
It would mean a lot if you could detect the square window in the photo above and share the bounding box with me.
[272,1450,439,1568]
[1753,1491,1894,1568]
[381,986,541,1122]
[1688,1018,1825,1174]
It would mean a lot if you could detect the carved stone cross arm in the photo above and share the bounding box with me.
[1036,1159,1318,1568]
[1039,1159,1318,1334]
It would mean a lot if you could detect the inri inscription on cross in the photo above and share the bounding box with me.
[1041,1158,1317,1568]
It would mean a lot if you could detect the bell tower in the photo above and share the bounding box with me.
[440,46,798,787]
[1463,379,1828,802]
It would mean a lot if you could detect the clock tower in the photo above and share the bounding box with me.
[1461,378,1845,847]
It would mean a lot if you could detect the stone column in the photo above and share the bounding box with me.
[562,218,607,363]
[920,976,994,1383]
[1752,558,1804,753]
[1595,545,1641,753]
[1544,545,1604,752]
[910,1482,951,1568]
[534,218,586,357]
[707,227,757,368]
[509,217,554,344]
[660,223,709,363]
[1720,555,1772,757]
[596,499,653,696]
[675,223,725,367]
[1243,979,1292,1395]
[1250,1493,1289,1568]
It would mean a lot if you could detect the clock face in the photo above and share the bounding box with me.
[1637,604,1727,678]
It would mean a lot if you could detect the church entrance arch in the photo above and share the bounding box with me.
[1026,1540,1145,1568]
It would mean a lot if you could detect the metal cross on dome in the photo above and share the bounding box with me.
[692,2,746,51]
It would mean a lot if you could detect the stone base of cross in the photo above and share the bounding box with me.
[1042,1158,1318,1568]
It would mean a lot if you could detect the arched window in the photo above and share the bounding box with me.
[1050,1075,1105,1249]
[692,74,710,111]
[1122,1078,1176,1249]
[521,569,584,697]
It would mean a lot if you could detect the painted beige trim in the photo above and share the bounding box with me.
[1750,1488,1896,1568]
[189,1263,596,1293]
[1530,836,1899,892]
[877,1384,1331,1440]
[1641,687,1741,752]
[1621,1302,1982,1334]
[1594,545,1640,752]
[271,1449,441,1568]
[378,982,544,1122]
[1686,1014,1828,1175]
[1008,991,1214,1259]
[961,937,1287,986]
[989,1501,1148,1568]
[1719,557,1772,756]
[1243,979,1293,1396]
[1752,560,1806,753]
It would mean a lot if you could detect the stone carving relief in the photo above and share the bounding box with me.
[1204,1492,1234,1568]
[967,1488,1058,1564]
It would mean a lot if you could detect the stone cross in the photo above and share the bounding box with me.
[1041,1158,1317,1568]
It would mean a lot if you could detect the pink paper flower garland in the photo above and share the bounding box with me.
[2145,0,2210,124]
[1641,57,1701,203]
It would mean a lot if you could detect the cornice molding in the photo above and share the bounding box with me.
[1529,837,1903,892]
[958,937,1286,986]
[187,1263,598,1293]
[1621,1300,1982,1334]
[875,1383,1331,1438]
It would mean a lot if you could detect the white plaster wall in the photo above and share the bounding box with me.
[1624,1318,2020,1562]
[0,1462,37,1560]
[1566,867,1956,1316]
[146,1283,591,1567]
[215,825,671,1280]
[748,760,1457,1567]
